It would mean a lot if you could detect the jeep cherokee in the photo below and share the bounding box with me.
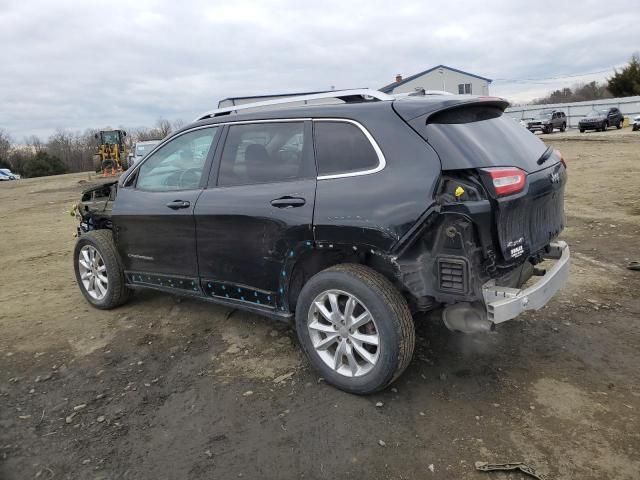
[526,109,566,134]
[579,107,624,132]
[73,89,569,394]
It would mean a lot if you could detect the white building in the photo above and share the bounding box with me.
[379,65,492,96]
[216,65,492,108]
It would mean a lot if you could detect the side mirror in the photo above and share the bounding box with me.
[94,133,99,140]
[122,131,127,137]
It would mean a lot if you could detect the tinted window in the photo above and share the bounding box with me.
[425,107,548,172]
[217,122,311,186]
[136,127,219,191]
[314,122,379,176]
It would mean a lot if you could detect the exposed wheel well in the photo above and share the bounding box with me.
[287,246,399,312]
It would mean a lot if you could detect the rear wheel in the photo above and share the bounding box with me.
[295,264,415,394]
[580,128,585,133]
[560,122,566,132]
[74,230,131,309]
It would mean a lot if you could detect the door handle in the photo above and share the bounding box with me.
[166,200,191,210]
[270,196,306,208]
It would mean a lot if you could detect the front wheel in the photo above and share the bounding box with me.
[74,230,131,309]
[616,119,622,129]
[560,122,566,132]
[601,122,608,131]
[295,264,415,394]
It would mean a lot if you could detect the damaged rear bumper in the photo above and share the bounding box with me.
[482,241,570,324]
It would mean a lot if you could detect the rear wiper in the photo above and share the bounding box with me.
[537,146,553,166]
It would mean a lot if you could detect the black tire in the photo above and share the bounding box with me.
[545,125,553,134]
[295,264,415,394]
[73,230,131,309]
[616,119,622,129]
[580,128,585,133]
[601,121,608,132]
[101,159,115,172]
[633,125,639,132]
[560,123,566,132]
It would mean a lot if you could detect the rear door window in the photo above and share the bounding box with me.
[313,121,380,177]
[216,122,312,186]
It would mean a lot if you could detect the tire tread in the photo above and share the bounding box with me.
[323,263,415,385]
[74,230,130,309]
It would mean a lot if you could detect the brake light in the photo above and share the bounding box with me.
[482,167,526,196]
[554,149,566,168]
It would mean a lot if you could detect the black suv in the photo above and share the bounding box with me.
[73,89,569,394]
[578,107,624,132]
[526,109,566,134]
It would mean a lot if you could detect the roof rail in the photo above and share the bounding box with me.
[195,88,394,121]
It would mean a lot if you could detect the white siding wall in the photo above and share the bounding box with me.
[505,96,640,128]
[389,69,490,96]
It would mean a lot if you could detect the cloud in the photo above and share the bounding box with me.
[1,0,639,140]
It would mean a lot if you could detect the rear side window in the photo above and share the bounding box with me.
[314,121,379,177]
[217,122,312,186]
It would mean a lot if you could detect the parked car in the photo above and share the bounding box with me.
[579,107,623,132]
[127,140,161,168]
[0,168,20,180]
[72,89,569,394]
[632,115,640,131]
[527,109,566,134]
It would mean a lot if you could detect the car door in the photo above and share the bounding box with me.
[195,120,316,310]
[112,126,221,288]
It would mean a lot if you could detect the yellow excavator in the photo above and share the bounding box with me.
[93,130,128,173]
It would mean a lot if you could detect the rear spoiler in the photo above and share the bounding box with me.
[393,96,510,123]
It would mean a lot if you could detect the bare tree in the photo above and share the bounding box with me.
[25,135,45,153]
[172,118,185,131]
[0,129,12,166]
[156,118,172,138]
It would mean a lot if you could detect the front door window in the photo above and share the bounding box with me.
[136,127,219,191]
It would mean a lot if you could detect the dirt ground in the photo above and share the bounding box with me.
[1,129,639,480]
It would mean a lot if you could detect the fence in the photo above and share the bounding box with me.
[505,96,640,128]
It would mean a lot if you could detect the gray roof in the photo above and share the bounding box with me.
[379,65,493,93]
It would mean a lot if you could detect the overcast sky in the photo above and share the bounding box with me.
[1,0,639,141]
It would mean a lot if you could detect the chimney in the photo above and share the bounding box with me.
[395,74,403,83]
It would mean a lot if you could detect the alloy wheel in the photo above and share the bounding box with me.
[307,289,380,377]
[78,245,108,300]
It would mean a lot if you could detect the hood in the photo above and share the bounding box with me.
[581,114,605,122]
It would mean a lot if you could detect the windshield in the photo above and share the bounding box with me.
[586,109,607,118]
[539,111,553,118]
[100,131,120,144]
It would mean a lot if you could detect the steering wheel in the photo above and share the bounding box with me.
[177,168,201,188]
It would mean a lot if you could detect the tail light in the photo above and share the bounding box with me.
[482,167,526,197]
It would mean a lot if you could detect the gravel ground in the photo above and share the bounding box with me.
[1,130,639,479]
